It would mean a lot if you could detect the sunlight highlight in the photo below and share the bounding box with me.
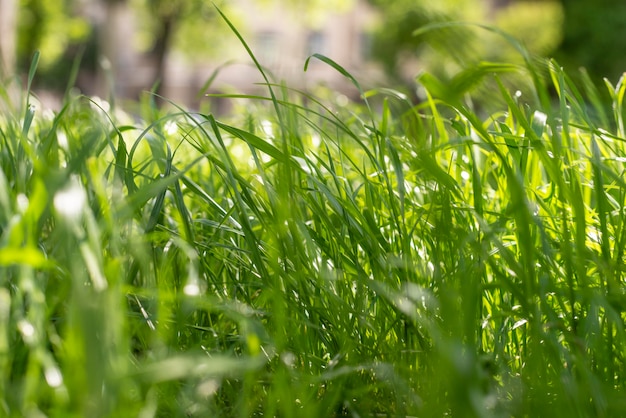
[53,176,86,220]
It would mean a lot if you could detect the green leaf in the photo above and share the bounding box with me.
[0,247,54,269]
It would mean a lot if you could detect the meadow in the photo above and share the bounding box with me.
[2,20,626,417]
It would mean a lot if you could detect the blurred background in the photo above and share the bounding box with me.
[0,0,623,111]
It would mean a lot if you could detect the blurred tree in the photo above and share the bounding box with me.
[366,0,567,100]
[9,0,229,96]
[489,1,563,63]
[138,0,225,95]
[16,0,90,86]
[367,0,482,90]
[556,0,626,84]
[13,0,350,98]
[137,0,353,94]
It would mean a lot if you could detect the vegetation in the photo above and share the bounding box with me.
[556,0,626,83]
[3,18,626,417]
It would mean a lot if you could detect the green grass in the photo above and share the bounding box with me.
[3,25,626,417]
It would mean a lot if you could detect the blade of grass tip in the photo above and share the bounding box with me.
[119,155,202,223]
[304,53,374,119]
[469,141,483,217]
[550,64,590,290]
[485,77,539,298]
[144,143,172,233]
[25,51,39,108]
[198,59,235,100]
[558,197,578,334]
[133,100,266,223]
[21,103,35,138]
[494,76,537,145]
[380,97,390,146]
[214,9,298,212]
[414,22,550,109]
[524,109,548,175]
[62,124,103,174]
[213,6,284,124]
[205,113,270,278]
[114,129,128,184]
[579,67,610,129]
[63,45,85,103]
[178,175,237,226]
[418,151,461,198]
[125,118,170,195]
[381,99,405,217]
[446,61,522,103]
[551,62,601,134]
[547,61,570,164]
[496,120,522,166]
[605,73,626,138]
[172,171,194,243]
[85,96,131,185]
[41,102,70,158]
[367,87,427,144]
[416,72,450,144]
[455,61,521,89]
[216,122,287,163]
[590,138,612,271]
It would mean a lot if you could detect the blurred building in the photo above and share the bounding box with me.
[0,0,18,77]
[165,0,382,109]
[101,0,382,110]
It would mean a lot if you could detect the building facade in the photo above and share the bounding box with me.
[157,0,383,108]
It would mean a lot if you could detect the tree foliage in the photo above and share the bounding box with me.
[368,0,479,84]
[556,0,626,83]
[8,0,626,98]
[365,0,569,106]
[17,0,90,69]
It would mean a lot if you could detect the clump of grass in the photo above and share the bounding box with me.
[2,17,626,418]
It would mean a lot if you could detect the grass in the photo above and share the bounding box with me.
[3,21,626,417]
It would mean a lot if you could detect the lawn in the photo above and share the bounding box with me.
[2,24,626,417]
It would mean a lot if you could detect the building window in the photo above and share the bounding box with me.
[256,31,278,65]
[307,31,326,56]
[359,32,372,61]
